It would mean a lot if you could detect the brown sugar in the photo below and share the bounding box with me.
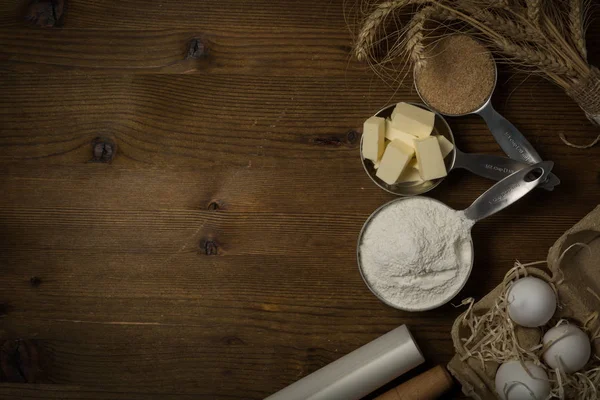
[415,34,496,116]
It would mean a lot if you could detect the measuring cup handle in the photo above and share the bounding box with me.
[478,103,541,164]
[453,151,555,191]
[454,150,523,180]
[463,161,553,222]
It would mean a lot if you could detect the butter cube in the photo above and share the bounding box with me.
[397,167,423,184]
[409,136,450,168]
[391,102,435,139]
[362,116,385,162]
[375,140,414,185]
[408,157,419,170]
[415,136,447,181]
[385,119,418,148]
[436,135,454,158]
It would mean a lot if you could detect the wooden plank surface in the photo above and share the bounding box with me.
[0,0,360,74]
[0,27,360,74]
[1,0,600,399]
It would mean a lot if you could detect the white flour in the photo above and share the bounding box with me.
[359,197,474,310]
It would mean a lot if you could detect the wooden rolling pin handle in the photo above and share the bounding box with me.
[375,365,454,400]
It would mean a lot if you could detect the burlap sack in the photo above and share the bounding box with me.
[567,67,600,127]
[447,205,600,399]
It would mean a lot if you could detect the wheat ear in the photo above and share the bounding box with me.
[525,0,541,25]
[492,36,578,78]
[404,5,455,70]
[354,0,426,61]
[431,2,580,79]
[460,5,544,43]
[569,0,588,60]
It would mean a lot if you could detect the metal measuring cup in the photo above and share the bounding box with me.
[414,61,560,189]
[360,103,551,196]
[357,161,554,311]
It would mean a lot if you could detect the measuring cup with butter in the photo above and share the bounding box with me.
[357,161,553,311]
[360,103,551,195]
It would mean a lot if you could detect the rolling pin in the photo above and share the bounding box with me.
[375,365,454,400]
[265,325,425,400]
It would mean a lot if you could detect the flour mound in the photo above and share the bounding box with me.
[359,198,474,310]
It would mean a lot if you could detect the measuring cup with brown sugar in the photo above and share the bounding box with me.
[414,34,560,189]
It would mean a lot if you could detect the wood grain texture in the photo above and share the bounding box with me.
[0,0,350,30]
[0,0,598,75]
[0,27,360,74]
[1,0,600,398]
[1,73,598,167]
[0,0,360,74]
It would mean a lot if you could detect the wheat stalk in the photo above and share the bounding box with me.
[354,0,427,61]
[429,3,578,77]
[460,5,544,43]
[525,0,541,25]
[353,0,599,129]
[492,36,578,78]
[569,0,588,60]
[404,5,455,69]
[356,0,586,81]
[542,14,590,77]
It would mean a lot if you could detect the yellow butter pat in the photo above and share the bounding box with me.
[376,140,414,185]
[415,136,447,181]
[362,116,385,162]
[391,102,435,139]
[385,119,418,148]
[408,156,419,170]
[397,167,423,184]
[436,135,454,158]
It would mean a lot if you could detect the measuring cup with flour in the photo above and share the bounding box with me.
[414,34,560,189]
[357,161,553,311]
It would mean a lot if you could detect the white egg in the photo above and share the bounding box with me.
[542,324,591,373]
[507,277,557,328]
[495,361,550,400]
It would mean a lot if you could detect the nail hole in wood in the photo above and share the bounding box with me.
[203,240,219,256]
[186,38,206,60]
[0,303,13,317]
[29,277,42,287]
[346,130,358,144]
[207,201,220,211]
[0,340,40,383]
[90,137,116,163]
[24,0,65,28]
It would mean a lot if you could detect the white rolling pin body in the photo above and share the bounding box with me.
[265,325,425,400]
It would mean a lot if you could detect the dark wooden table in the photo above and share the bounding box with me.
[1,1,599,399]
